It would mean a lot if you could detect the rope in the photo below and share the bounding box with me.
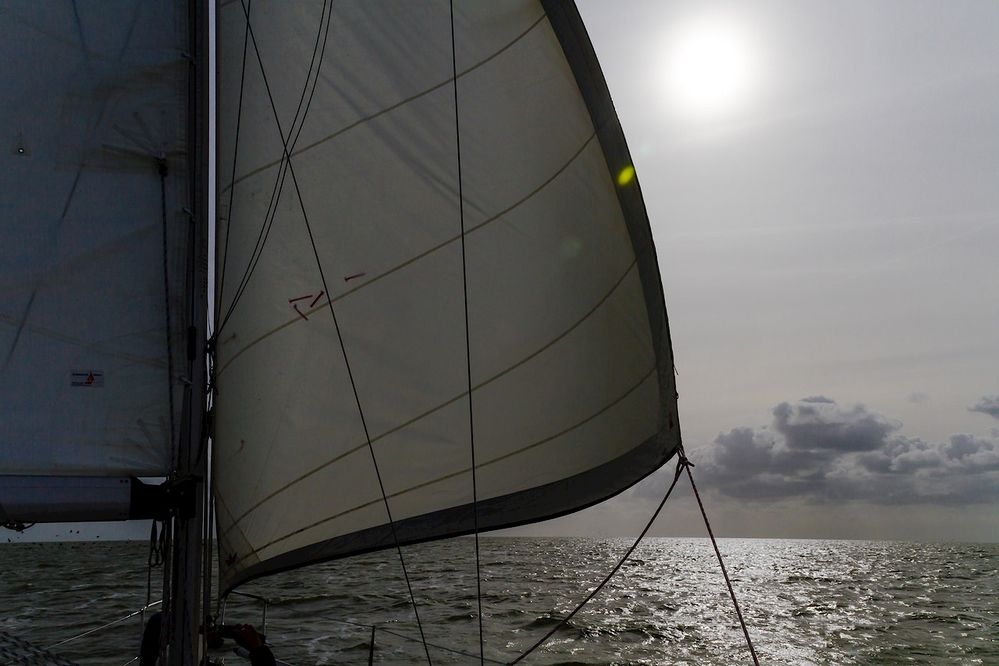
[448,2,485,663]
[217,0,333,335]
[684,458,761,665]
[509,454,689,664]
[45,601,162,650]
[215,0,252,328]
[236,4,433,663]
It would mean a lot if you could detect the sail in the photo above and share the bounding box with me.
[0,2,191,480]
[214,0,680,591]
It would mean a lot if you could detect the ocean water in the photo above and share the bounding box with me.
[1,538,996,665]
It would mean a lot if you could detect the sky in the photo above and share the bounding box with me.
[8,0,998,545]
[513,0,999,542]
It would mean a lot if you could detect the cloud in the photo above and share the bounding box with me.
[772,398,897,452]
[969,395,999,420]
[907,392,929,404]
[699,397,999,505]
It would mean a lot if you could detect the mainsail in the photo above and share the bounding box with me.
[214,0,680,592]
[0,1,193,519]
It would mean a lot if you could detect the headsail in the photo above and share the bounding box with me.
[214,0,680,591]
[0,2,191,491]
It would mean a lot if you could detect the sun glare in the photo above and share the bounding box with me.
[665,17,755,117]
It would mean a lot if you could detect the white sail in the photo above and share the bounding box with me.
[0,2,191,479]
[214,0,680,591]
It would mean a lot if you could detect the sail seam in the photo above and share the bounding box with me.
[219,257,639,536]
[216,130,599,375]
[227,363,656,564]
[218,13,547,194]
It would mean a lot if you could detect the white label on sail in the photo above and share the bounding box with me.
[214,0,680,591]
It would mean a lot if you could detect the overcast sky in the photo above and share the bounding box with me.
[515,0,998,542]
[10,1,998,545]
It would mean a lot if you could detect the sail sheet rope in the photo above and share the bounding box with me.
[508,452,688,664]
[684,459,761,665]
[231,1,434,661]
[508,450,760,665]
[448,1,486,664]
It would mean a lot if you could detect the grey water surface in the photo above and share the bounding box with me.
[1,538,996,664]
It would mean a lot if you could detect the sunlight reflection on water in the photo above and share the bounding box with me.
[1,538,997,664]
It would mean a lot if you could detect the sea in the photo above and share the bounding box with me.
[1,538,996,665]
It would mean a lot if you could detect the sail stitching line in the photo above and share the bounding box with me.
[509,453,689,664]
[220,256,638,536]
[217,0,333,335]
[216,129,599,375]
[235,4,434,662]
[219,13,547,194]
[448,3,485,660]
[228,363,656,563]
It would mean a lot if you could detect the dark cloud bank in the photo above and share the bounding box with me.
[969,396,999,420]
[698,396,999,505]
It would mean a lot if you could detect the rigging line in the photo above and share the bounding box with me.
[684,459,761,665]
[218,0,332,333]
[509,454,688,665]
[237,8,433,664]
[45,601,163,649]
[448,2,484,663]
[215,0,253,328]
[219,0,330,330]
[217,0,333,336]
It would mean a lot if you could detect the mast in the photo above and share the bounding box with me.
[162,0,211,662]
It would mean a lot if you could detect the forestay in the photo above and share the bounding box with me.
[214,0,680,591]
[0,2,190,479]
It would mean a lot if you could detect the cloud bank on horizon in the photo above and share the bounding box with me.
[697,395,999,506]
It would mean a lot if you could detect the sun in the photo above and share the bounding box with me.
[664,17,755,117]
